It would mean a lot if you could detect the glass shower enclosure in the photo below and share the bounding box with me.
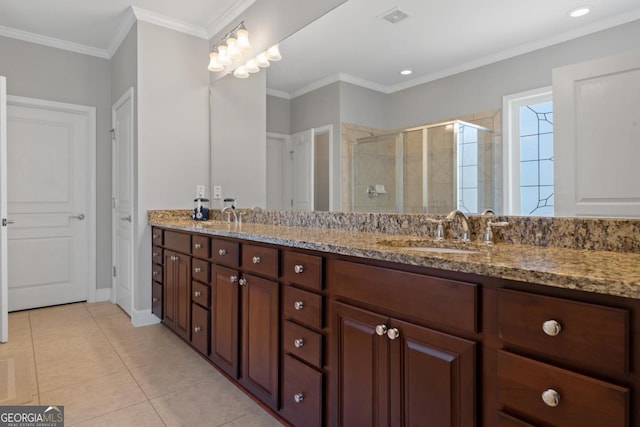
[351,120,497,214]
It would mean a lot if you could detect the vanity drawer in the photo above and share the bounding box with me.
[152,227,163,246]
[152,264,163,284]
[192,258,210,283]
[498,351,628,427]
[283,251,323,290]
[497,289,629,374]
[242,244,279,278]
[280,354,322,427]
[164,230,191,253]
[497,412,537,427]
[192,281,209,308]
[192,235,210,258]
[283,320,322,369]
[152,282,163,319]
[152,246,163,265]
[284,286,322,330]
[330,259,477,333]
[191,303,209,356]
[211,239,239,267]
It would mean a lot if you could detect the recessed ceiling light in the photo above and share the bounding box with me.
[400,69,413,76]
[568,6,591,18]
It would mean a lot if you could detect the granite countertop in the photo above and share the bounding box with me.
[149,216,640,300]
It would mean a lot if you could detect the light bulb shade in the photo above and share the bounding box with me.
[265,45,282,61]
[208,52,224,72]
[233,66,249,79]
[245,59,259,73]
[237,28,251,50]
[217,45,232,65]
[256,53,270,68]
[226,37,241,59]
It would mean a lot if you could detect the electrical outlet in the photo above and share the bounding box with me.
[196,185,205,198]
[213,186,222,200]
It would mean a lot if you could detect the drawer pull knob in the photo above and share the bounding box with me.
[153,234,158,239]
[218,248,227,256]
[542,320,562,337]
[194,291,202,297]
[239,278,248,286]
[230,275,238,283]
[375,324,388,336]
[294,301,304,311]
[293,393,304,404]
[152,297,158,303]
[153,252,159,257]
[294,338,305,348]
[170,256,179,262]
[387,328,400,340]
[152,271,159,276]
[541,389,560,407]
[252,256,261,264]
[194,267,202,273]
[194,326,201,333]
[294,264,304,274]
[194,243,202,249]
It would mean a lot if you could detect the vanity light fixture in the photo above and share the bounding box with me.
[568,6,591,18]
[208,21,251,72]
[228,45,282,79]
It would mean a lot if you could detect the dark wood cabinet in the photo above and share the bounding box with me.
[163,249,191,340]
[209,265,240,377]
[332,301,475,427]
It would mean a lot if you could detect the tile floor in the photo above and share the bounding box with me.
[0,302,284,426]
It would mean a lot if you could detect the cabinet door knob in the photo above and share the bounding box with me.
[541,389,560,407]
[294,301,304,311]
[387,328,400,340]
[153,252,159,257]
[170,255,179,262]
[194,326,201,333]
[194,267,202,273]
[230,275,238,283]
[293,393,304,404]
[194,243,202,249]
[252,256,261,264]
[218,248,227,256]
[542,320,562,337]
[294,264,304,274]
[375,324,388,336]
[152,271,159,276]
[153,234,158,239]
[294,338,305,348]
[152,297,158,303]
[239,278,248,286]
[194,291,201,297]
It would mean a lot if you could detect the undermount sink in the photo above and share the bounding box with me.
[377,239,481,255]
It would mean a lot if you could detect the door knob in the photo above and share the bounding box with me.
[69,214,85,220]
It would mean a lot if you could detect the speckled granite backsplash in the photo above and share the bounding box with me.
[148,209,640,253]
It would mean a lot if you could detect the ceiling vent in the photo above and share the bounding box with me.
[379,8,410,24]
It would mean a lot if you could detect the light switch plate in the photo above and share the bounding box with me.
[196,185,205,198]
[213,186,222,200]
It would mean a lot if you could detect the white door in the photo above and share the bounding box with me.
[112,88,134,316]
[6,96,96,311]
[553,50,640,217]
[0,76,8,342]
[266,134,287,210]
[292,129,314,211]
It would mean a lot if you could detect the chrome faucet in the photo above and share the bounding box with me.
[446,209,470,242]
[221,206,238,225]
[480,209,508,244]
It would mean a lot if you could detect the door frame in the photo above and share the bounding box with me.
[1,76,7,342]
[6,95,97,304]
[111,87,135,312]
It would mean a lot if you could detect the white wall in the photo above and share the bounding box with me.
[136,22,210,314]
[0,35,113,291]
[211,72,267,209]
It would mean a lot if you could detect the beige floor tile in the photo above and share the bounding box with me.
[84,302,127,319]
[39,371,147,425]
[219,411,284,427]
[150,377,266,427]
[111,333,201,370]
[1,312,33,351]
[33,333,115,363]
[70,401,165,427]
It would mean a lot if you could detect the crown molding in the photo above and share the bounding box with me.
[0,24,109,58]
[131,6,208,39]
[266,88,291,99]
[206,0,256,40]
[106,7,137,58]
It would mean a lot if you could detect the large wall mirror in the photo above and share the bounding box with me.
[260,0,640,217]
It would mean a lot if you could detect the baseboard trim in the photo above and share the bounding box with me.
[95,288,112,302]
[131,308,161,327]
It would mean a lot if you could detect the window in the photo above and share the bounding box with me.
[503,87,554,215]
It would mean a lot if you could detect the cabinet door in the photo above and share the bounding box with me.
[240,273,280,410]
[389,319,475,427]
[332,301,389,427]
[174,253,191,340]
[163,250,177,330]
[209,265,240,378]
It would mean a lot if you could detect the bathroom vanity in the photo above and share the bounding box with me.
[149,212,640,426]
